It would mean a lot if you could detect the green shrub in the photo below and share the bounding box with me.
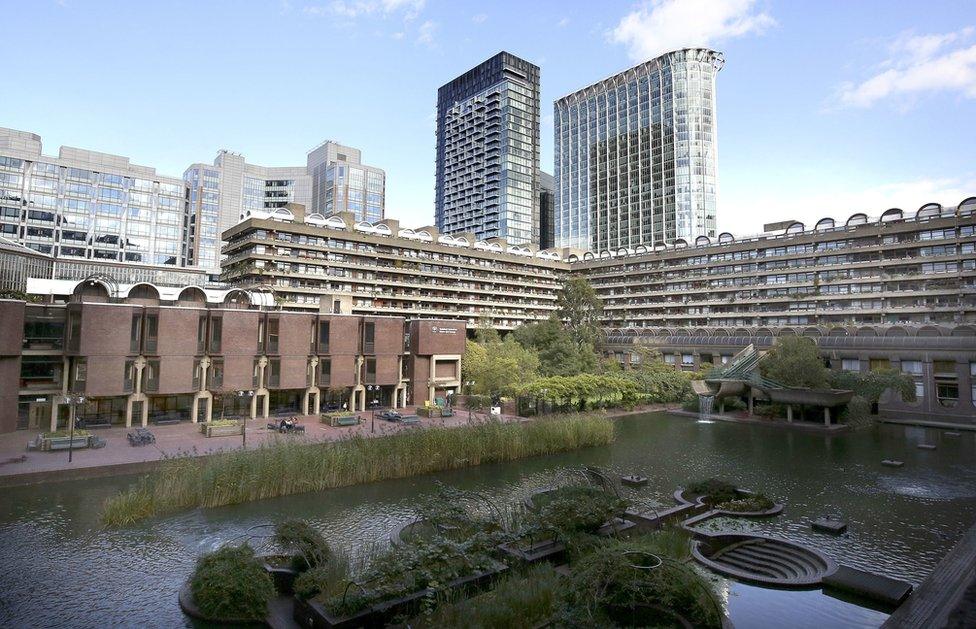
[204,419,240,428]
[560,538,721,627]
[840,395,874,429]
[42,429,92,439]
[681,396,701,412]
[686,478,738,505]
[274,519,331,571]
[532,485,627,537]
[411,564,561,628]
[293,553,353,601]
[716,493,774,513]
[189,544,275,621]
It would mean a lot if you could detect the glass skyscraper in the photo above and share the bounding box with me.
[554,48,723,251]
[307,141,385,223]
[435,52,540,245]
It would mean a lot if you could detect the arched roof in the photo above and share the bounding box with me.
[815,218,835,230]
[916,203,941,218]
[126,282,161,301]
[695,235,711,246]
[846,213,868,226]
[951,325,976,337]
[856,326,878,337]
[718,232,734,244]
[880,208,903,222]
[785,222,804,234]
[802,327,821,337]
[959,196,976,213]
[324,216,347,229]
[177,286,207,303]
[885,326,909,337]
[673,239,688,249]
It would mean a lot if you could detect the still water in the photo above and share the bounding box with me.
[1,413,974,629]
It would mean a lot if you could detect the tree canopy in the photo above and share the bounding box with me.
[461,336,539,397]
[512,317,598,377]
[830,368,917,404]
[760,336,830,389]
[556,277,603,350]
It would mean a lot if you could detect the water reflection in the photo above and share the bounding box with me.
[0,413,973,628]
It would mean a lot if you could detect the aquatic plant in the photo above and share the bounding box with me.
[273,519,331,571]
[531,485,627,537]
[715,493,775,513]
[189,544,275,622]
[101,413,614,527]
[685,478,739,505]
[560,536,722,628]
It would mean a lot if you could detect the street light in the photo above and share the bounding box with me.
[64,393,86,463]
[237,389,254,448]
[465,380,475,423]
[366,384,378,433]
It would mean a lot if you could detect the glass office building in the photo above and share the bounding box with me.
[307,141,385,222]
[0,127,188,266]
[554,48,723,251]
[435,52,540,244]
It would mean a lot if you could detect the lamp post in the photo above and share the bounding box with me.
[237,389,254,448]
[64,393,86,463]
[366,384,378,433]
[465,380,475,423]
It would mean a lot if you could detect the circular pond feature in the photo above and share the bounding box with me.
[692,534,837,588]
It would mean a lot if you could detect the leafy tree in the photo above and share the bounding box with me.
[462,336,539,397]
[622,349,694,403]
[513,317,598,377]
[830,368,917,404]
[556,277,603,350]
[519,373,641,411]
[760,336,829,389]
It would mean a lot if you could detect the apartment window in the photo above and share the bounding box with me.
[197,315,207,353]
[319,359,331,386]
[869,358,891,372]
[310,320,317,353]
[900,360,923,375]
[209,317,222,354]
[68,311,81,351]
[123,360,135,393]
[319,321,330,353]
[257,318,266,353]
[664,354,676,365]
[70,358,87,392]
[252,360,261,388]
[362,321,375,354]
[934,360,958,408]
[267,317,279,354]
[193,360,202,390]
[130,313,143,353]
[144,360,160,392]
[841,359,860,372]
[268,359,281,387]
[971,362,976,408]
[144,314,158,353]
[363,358,376,384]
[209,359,224,389]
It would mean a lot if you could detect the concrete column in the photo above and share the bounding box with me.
[313,390,321,415]
[262,393,270,418]
[250,394,258,420]
[786,405,793,423]
[140,400,149,427]
[747,390,754,416]
[50,400,59,432]
[126,396,135,428]
[824,407,831,426]
[191,397,200,425]
[719,401,725,414]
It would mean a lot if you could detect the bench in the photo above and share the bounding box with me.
[48,438,89,451]
[78,419,113,429]
[334,415,360,427]
[400,415,421,425]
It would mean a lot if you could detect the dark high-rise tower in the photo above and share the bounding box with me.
[435,52,540,244]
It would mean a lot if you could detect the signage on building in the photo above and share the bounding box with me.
[431,325,459,335]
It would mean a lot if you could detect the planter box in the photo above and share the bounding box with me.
[498,538,566,564]
[294,561,508,629]
[323,414,359,427]
[41,436,91,451]
[201,423,244,437]
[260,555,301,595]
[417,407,441,418]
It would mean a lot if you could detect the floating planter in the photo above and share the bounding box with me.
[822,565,913,607]
[621,474,649,487]
[497,538,566,564]
[882,459,904,467]
[812,517,848,535]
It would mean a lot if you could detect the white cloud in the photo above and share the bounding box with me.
[416,20,437,47]
[303,0,424,21]
[472,13,487,24]
[609,0,774,61]
[837,27,976,108]
[556,16,569,28]
[720,176,976,235]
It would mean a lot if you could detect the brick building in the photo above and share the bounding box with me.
[1,280,463,433]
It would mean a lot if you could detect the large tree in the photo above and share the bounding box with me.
[513,317,598,377]
[556,277,603,350]
[461,336,539,397]
[760,336,830,389]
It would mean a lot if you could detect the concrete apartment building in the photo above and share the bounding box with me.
[307,141,386,223]
[1,281,464,433]
[221,205,565,330]
[184,151,312,271]
[435,52,541,244]
[0,127,189,266]
[555,48,722,251]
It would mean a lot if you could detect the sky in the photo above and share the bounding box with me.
[3,0,975,236]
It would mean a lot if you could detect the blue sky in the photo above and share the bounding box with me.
[4,0,975,235]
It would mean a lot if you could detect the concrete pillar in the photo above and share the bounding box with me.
[302,392,310,416]
[719,401,725,414]
[140,400,149,427]
[262,393,270,418]
[50,401,59,432]
[747,390,754,416]
[786,405,793,423]
[250,394,258,420]
[191,397,200,424]
[824,407,831,426]
[126,397,135,428]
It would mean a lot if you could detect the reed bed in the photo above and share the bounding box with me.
[102,413,614,527]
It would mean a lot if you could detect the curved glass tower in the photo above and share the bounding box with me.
[554,48,723,251]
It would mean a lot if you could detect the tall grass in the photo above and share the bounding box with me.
[101,414,614,527]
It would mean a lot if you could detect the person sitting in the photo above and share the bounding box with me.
[279,418,288,432]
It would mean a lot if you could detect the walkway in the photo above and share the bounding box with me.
[882,518,976,628]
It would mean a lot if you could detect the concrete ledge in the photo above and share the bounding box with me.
[824,565,912,608]
[669,410,849,433]
[881,417,976,432]
[0,459,165,488]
